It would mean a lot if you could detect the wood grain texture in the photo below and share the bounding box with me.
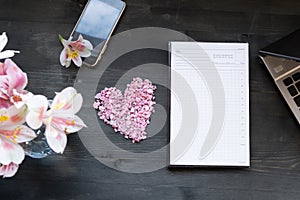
[1,0,300,199]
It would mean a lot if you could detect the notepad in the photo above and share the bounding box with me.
[169,42,249,167]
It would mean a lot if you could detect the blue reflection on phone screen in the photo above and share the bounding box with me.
[74,0,122,57]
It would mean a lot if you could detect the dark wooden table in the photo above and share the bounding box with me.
[1,0,300,199]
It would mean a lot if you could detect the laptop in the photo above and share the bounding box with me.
[259,29,300,123]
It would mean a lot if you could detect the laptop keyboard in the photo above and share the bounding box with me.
[283,72,300,107]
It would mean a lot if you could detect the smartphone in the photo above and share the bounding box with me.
[70,0,126,67]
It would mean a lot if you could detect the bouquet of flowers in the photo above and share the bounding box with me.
[0,32,86,178]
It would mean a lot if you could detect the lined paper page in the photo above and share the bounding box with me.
[170,42,249,166]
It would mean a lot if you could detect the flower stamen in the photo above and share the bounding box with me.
[12,95,22,102]
[66,120,75,125]
[0,115,9,122]
[67,48,79,59]
[12,127,21,143]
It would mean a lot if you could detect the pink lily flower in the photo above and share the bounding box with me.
[59,34,93,68]
[26,87,86,153]
[0,59,32,108]
[0,105,36,178]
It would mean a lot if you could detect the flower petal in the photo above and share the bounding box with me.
[78,47,92,57]
[0,61,6,75]
[2,125,36,143]
[0,105,27,127]
[26,95,48,129]
[0,135,24,165]
[63,115,87,134]
[59,34,71,48]
[0,163,19,178]
[60,47,71,67]
[0,32,8,52]
[71,92,83,114]
[15,125,36,142]
[50,115,86,134]
[76,38,93,58]
[51,87,82,114]
[0,50,20,60]
[10,89,33,109]
[77,34,84,41]
[0,98,10,109]
[0,74,9,91]
[45,126,67,154]
[26,112,43,130]
[72,55,82,67]
[82,39,93,51]
[5,59,27,91]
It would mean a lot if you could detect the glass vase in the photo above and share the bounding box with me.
[22,125,53,159]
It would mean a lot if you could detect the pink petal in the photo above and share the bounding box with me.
[5,59,27,91]
[68,35,93,57]
[0,98,10,108]
[76,40,93,57]
[0,73,10,103]
[70,40,84,52]
[0,61,7,75]
[0,135,24,165]
[0,163,19,178]
[94,78,156,143]
[0,76,9,91]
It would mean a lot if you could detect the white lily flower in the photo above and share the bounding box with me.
[26,87,86,153]
[59,34,93,68]
[0,106,36,178]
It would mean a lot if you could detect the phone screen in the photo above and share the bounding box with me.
[72,0,125,66]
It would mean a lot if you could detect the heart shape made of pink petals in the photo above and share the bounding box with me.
[93,78,156,143]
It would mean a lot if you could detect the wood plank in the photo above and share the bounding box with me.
[1,0,300,199]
